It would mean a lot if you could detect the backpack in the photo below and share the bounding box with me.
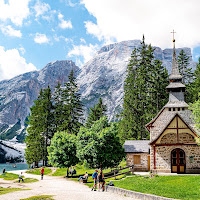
[108,182,114,186]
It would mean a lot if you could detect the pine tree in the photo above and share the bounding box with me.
[25,86,54,166]
[41,86,55,165]
[119,36,168,142]
[53,82,65,131]
[177,49,193,84]
[60,69,84,134]
[86,97,107,128]
[177,49,193,103]
[25,89,45,166]
[188,58,200,103]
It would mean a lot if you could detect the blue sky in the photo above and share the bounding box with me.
[0,0,200,81]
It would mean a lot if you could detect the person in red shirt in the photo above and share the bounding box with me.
[41,167,44,180]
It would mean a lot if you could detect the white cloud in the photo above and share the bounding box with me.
[65,0,77,7]
[19,46,26,55]
[58,13,72,29]
[0,0,31,26]
[82,0,200,49]
[0,46,37,81]
[34,33,49,44]
[80,38,86,43]
[1,25,22,37]
[33,0,50,17]
[67,44,99,65]
[84,21,103,41]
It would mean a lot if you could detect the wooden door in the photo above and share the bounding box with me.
[148,155,150,171]
[171,148,186,173]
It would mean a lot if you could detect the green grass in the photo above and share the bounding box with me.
[0,172,21,180]
[20,195,54,200]
[113,175,200,200]
[0,187,24,195]
[26,168,52,175]
[51,164,99,176]
[52,160,127,177]
[14,178,39,183]
[66,160,129,188]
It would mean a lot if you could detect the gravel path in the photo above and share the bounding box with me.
[0,170,138,200]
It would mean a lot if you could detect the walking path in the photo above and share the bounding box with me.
[0,170,138,200]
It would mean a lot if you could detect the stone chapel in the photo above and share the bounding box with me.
[145,38,200,173]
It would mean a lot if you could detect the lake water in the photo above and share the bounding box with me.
[0,163,30,173]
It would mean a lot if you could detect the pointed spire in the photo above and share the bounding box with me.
[169,35,182,80]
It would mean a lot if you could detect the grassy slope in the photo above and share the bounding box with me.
[20,195,54,200]
[0,187,25,195]
[52,160,127,176]
[26,168,52,175]
[0,172,20,180]
[14,178,39,183]
[113,175,200,200]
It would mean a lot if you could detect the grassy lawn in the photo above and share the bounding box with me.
[66,161,129,188]
[26,168,52,175]
[14,178,39,183]
[52,160,127,176]
[20,195,54,200]
[0,187,24,195]
[0,172,21,180]
[113,175,200,200]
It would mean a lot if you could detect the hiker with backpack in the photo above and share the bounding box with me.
[91,169,98,191]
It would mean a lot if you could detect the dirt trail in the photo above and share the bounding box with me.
[0,170,138,200]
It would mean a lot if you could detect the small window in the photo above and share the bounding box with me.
[169,108,171,111]
[173,108,175,111]
[133,155,141,164]
[178,108,180,111]
[182,108,185,111]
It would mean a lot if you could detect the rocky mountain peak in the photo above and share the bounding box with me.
[0,60,79,142]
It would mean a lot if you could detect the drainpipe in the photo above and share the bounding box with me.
[153,145,156,169]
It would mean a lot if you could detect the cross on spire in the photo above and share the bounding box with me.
[171,29,176,42]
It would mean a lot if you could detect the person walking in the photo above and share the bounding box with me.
[18,172,24,183]
[91,169,98,191]
[41,167,44,180]
[98,169,105,192]
[2,168,6,177]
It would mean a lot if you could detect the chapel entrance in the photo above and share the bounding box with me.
[171,148,186,173]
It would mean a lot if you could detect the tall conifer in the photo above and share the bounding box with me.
[25,86,54,166]
[86,97,107,128]
[60,69,84,134]
[119,36,168,141]
[188,58,200,103]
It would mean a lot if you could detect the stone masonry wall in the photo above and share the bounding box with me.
[160,133,177,144]
[127,153,149,171]
[150,145,200,172]
[179,132,195,143]
[160,132,195,144]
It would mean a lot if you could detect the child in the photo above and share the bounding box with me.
[18,172,24,183]
[41,167,44,180]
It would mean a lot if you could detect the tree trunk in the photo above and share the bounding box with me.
[35,161,38,168]
[67,168,69,177]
